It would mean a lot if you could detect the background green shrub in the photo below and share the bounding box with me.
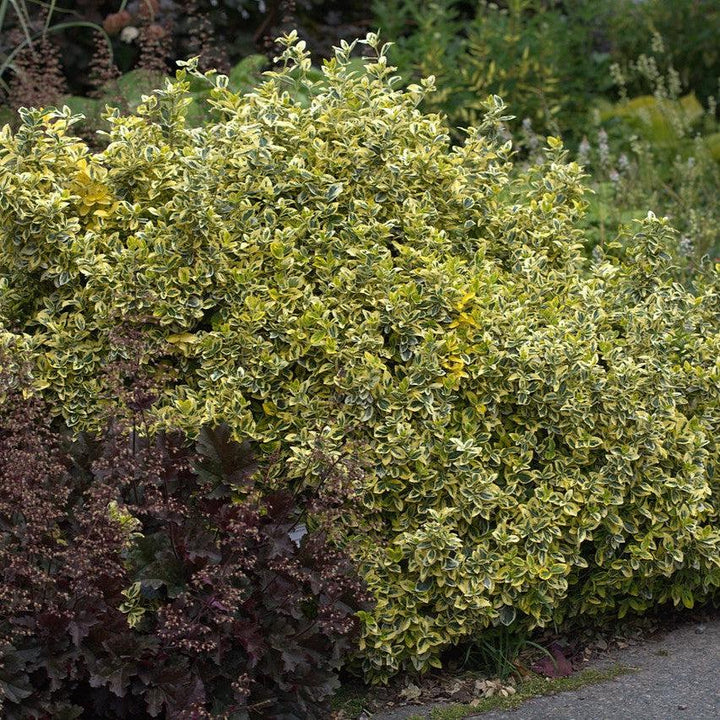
[573,37,720,271]
[372,0,612,144]
[2,34,720,683]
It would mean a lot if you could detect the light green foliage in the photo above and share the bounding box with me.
[2,33,720,683]
[599,92,705,146]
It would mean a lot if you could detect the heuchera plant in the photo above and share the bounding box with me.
[0,368,368,719]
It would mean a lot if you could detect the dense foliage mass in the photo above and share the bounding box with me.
[2,34,720,685]
[0,369,366,718]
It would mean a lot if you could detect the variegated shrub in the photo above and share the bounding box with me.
[2,33,720,682]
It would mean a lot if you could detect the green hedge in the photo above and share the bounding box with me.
[2,33,720,682]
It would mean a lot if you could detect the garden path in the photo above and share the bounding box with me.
[371,613,720,720]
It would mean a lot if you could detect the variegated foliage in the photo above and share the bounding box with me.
[2,33,720,681]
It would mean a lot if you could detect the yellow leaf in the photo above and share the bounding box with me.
[166,333,200,344]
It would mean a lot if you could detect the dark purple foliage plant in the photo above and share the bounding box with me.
[0,363,369,719]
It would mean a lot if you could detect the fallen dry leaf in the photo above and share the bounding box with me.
[474,678,516,698]
[399,683,422,702]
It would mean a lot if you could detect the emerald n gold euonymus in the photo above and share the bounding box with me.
[1,32,720,682]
